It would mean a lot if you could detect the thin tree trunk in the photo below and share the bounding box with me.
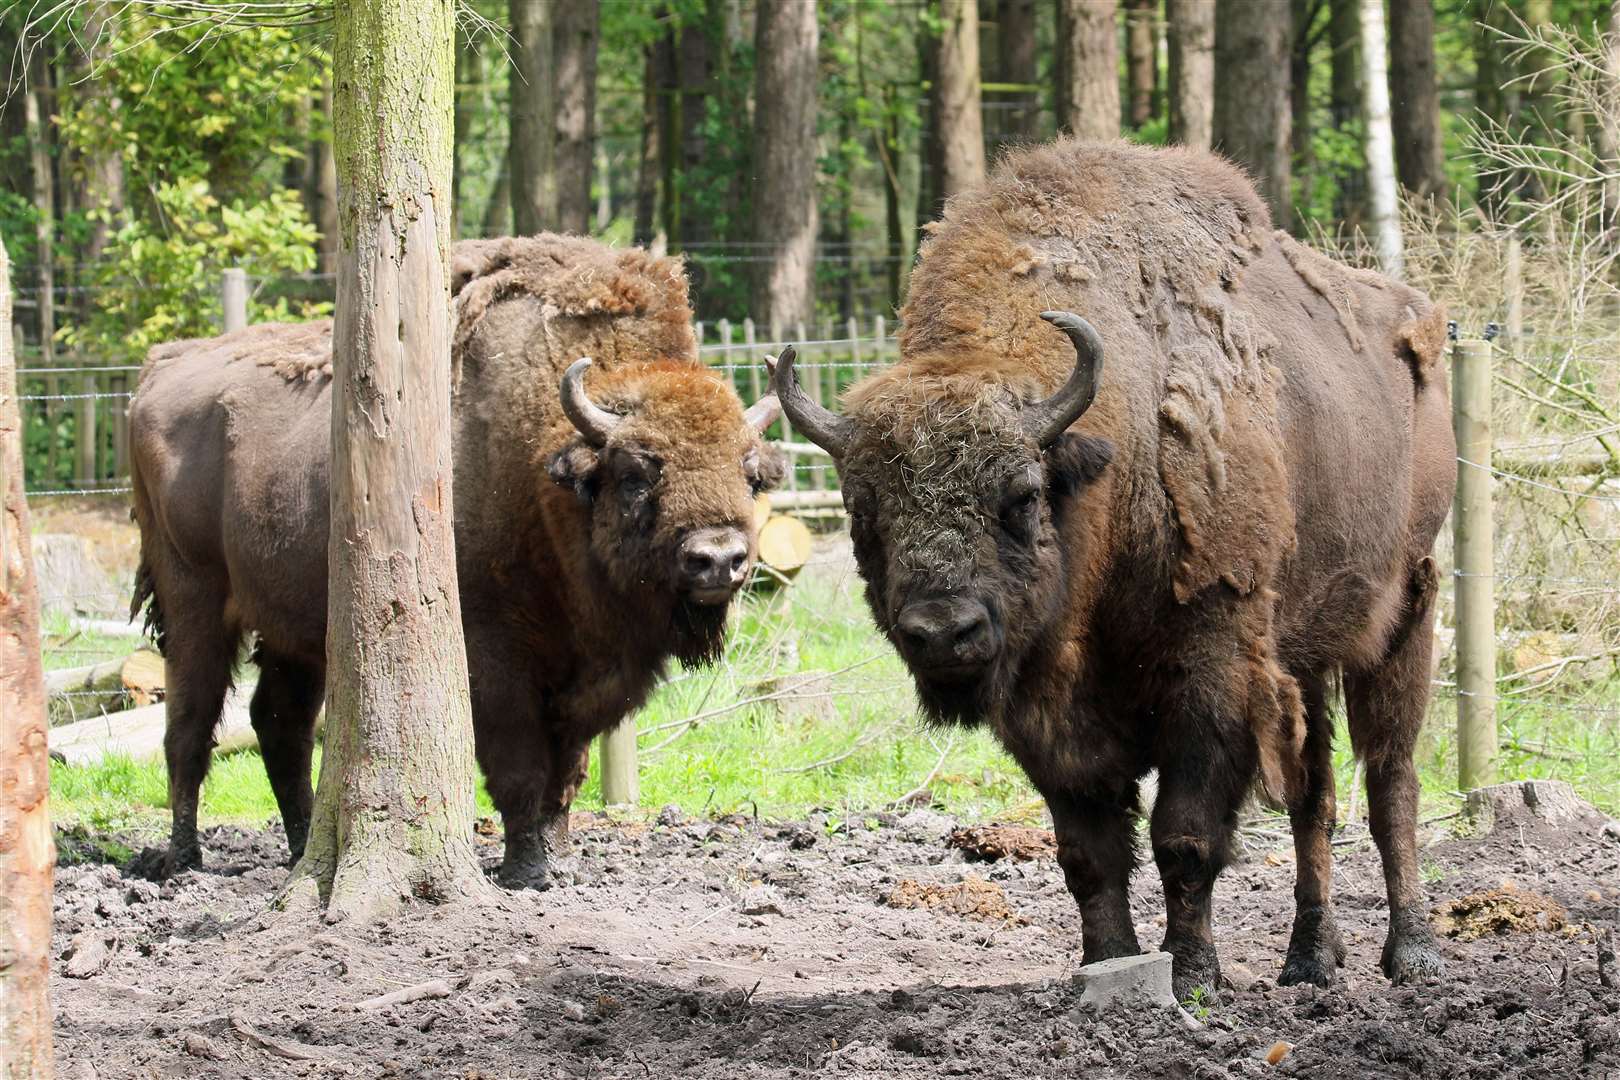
[936,0,988,197]
[75,3,124,265]
[918,13,943,227]
[1291,0,1318,226]
[1330,0,1362,227]
[674,15,713,245]
[1166,0,1213,148]
[1599,1,1619,234]
[1473,0,1508,220]
[316,77,341,267]
[634,33,671,245]
[0,235,56,1080]
[24,51,54,363]
[1359,0,1402,276]
[554,0,599,234]
[510,0,556,236]
[1388,0,1444,201]
[1058,0,1119,140]
[280,0,492,923]
[453,31,477,238]
[998,0,1040,139]
[1214,0,1292,226]
[751,0,819,336]
[1124,0,1158,130]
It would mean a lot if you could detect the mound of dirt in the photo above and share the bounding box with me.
[1433,886,1568,940]
[885,876,1026,924]
[948,824,1057,862]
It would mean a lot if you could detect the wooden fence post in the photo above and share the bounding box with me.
[222,267,249,334]
[598,721,639,807]
[1453,337,1496,792]
[76,363,96,489]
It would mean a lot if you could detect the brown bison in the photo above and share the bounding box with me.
[772,140,1454,996]
[129,234,782,887]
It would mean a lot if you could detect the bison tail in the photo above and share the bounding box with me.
[129,559,167,655]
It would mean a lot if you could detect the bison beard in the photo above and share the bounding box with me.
[671,599,730,670]
[772,138,1455,999]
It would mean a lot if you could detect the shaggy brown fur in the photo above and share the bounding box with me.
[784,139,1454,997]
[129,234,782,887]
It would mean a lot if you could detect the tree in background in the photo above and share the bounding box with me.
[997,0,1041,140]
[0,235,56,1079]
[752,0,819,334]
[1058,0,1119,140]
[1124,0,1158,131]
[280,0,492,921]
[1166,0,1214,148]
[1389,0,1445,202]
[1359,0,1402,276]
[510,0,556,235]
[934,0,988,201]
[1214,0,1292,225]
[555,0,600,235]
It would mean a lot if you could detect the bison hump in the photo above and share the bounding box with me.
[1156,310,1295,604]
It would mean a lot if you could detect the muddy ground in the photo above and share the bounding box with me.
[51,792,1620,1079]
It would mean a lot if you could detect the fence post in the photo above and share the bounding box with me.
[1504,232,1523,350]
[1453,337,1496,792]
[221,268,248,334]
[76,363,96,489]
[598,721,639,807]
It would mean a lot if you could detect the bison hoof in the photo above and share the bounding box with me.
[1381,927,1445,984]
[497,849,554,892]
[1167,943,1221,1003]
[130,843,199,881]
[1279,905,1345,987]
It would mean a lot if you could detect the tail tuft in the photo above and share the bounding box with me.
[130,560,166,654]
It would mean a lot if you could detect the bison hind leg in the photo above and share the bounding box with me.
[1346,556,1446,984]
[1278,674,1347,987]
[249,646,325,865]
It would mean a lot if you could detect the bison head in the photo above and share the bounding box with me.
[771,312,1113,722]
[548,358,784,666]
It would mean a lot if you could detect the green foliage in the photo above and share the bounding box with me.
[56,12,325,205]
[61,180,326,364]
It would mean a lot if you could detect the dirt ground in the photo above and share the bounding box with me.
[51,793,1620,1079]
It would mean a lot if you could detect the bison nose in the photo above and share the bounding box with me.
[895,598,994,673]
[677,527,750,604]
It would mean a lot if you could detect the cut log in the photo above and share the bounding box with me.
[120,649,165,706]
[45,657,128,725]
[48,685,268,766]
[757,514,813,578]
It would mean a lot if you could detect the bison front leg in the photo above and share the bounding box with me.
[485,728,590,892]
[1150,738,1250,1001]
[1279,675,1347,987]
[1048,790,1142,965]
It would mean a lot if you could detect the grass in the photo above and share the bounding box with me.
[40,610,148,674]
[44,552,1620,841]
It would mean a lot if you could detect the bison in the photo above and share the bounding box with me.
[771,139,1454,996]
[129,234,782,887]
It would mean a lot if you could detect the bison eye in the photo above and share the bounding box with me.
[1000,485,1040,535]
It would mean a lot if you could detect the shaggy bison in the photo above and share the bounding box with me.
[773,139,1454,996]
[130,234,782,887]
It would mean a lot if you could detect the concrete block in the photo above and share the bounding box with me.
[1072,951,1176,1011]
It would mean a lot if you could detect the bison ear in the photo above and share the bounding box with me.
[547,441,602,506]
[751,444,788,492]
[1045,433,1113,499]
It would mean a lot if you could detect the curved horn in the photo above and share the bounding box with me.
[743,392,782,434]
[560,358,623,447]
[1025,311,1104,447]
[769,345,853,459]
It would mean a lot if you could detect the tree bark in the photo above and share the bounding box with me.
[635,29,675,246]
[1058,0,1119,141]
[1329,0,1362,227]
[280,0,492,923]
[751,0,819,336]
[1472,0,1508,220]
[1359,0,1403,276]
[555,0,599,235]
[673,14,714,245]
[1388,0,1444,201]
[1124,0,1158,130]
[0,236,56,1080]
[1214,0,1292,226]
[1166,0,1213,148]
[510,0,556,236]
[453,32,477,238]
[936,0,988,198]
[24,49,55,363]
[1291,0,1318,227]
[74,3,124,265]
[1599,1,1619,234]
[997,0,1040,139]
[315,76,341,266]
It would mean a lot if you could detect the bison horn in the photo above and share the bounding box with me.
[743,393,782,434]
[560,358,623,447]
[1026,311,1104,447]
[770,345,853,459]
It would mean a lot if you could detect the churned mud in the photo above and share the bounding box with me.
[51,795,1620,1079]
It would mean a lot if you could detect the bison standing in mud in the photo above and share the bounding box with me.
[130,234,782,887]
[772,139,1455,996]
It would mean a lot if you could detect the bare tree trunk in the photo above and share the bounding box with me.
[1124,0,1158,130]
[918,14,943,227]
[1388,0,1444,201]
[75,3,124,265]
[1058,0,1119,140]
[453,32,477,238]
[1330,0,1362,227]
[635,32,673,245]
[1214,0,1292,226]
[510,0,556,236]
[555,0,599,235]
[0,236,56,1080]
[937,0,988,198]
[674,16,713,245]
[280,0,492,923]
[998,0,1040,139]
[24,50,54,363]
[1600,1,1619,233]
[1359,0,1402,276]
[316,77,341,266]
[752,0,819,335]
[1472,0,1508,220]
[1166,0,1213,148]
[1291,0,1317,227]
